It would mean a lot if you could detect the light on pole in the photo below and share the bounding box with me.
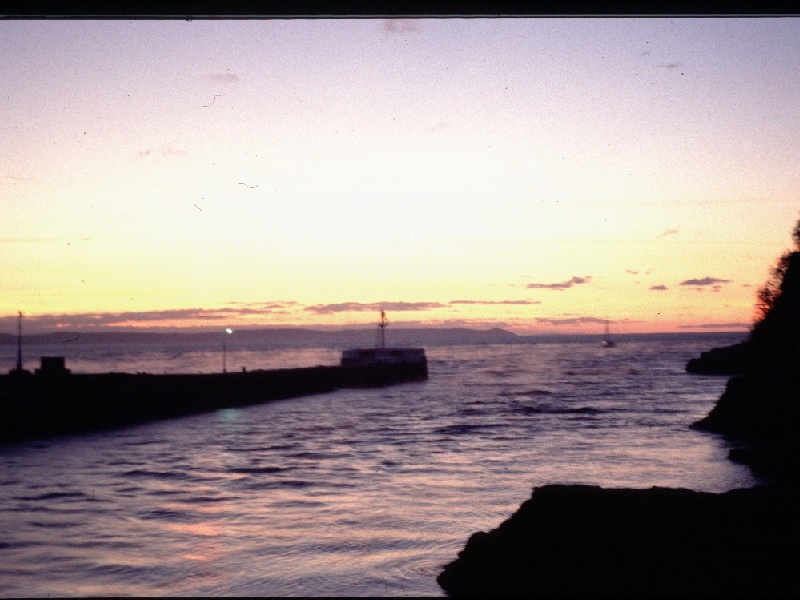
[222,328,233,373]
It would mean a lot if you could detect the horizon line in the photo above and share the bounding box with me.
[0,326,750,339]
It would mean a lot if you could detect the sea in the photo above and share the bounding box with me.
[0,332,765,597]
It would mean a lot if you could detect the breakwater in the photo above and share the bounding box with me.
[0,362,428,444]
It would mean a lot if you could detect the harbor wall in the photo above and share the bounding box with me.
[0,362,427,444]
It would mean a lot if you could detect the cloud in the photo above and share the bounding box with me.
[649,284,669,291]
[0,171,34,184]
[383,18,417,34]
[137,146,188,158]
[1,305,301,333]
[526,276,592,290]
[210,73,239,84]
[6,299,539,333]
[680,277,731,286]
[304,301,446,314]
[678,323,750,330]
[160,146,188,157]
[225,301,300,310]
[657,228,678,239]
[449,299,541,305]
[280,298,542,315]
[363,317,516,330]
[534,316,608,326]
[625,269,639,275]
[657,62,682,69]
[105,309,228,323]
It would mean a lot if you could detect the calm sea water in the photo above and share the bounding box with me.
[0,333,762,597]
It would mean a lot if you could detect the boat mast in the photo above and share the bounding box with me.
[16,311,23,371]
[377,311,387,349]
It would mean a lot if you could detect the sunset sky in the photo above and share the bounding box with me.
[1,17,799,335]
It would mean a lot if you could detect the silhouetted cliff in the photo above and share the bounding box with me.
[687,225,800,377]
[692,244,800,484]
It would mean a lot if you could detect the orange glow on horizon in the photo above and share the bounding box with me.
[2,19,797,336]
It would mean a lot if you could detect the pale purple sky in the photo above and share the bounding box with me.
[1,18,799,333]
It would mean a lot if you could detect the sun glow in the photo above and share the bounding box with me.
[2,19,798,335]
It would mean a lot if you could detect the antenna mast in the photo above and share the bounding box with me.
[377,311,387,349]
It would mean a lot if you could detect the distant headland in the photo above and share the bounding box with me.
[0,326,745,350]
[0,326,521,348]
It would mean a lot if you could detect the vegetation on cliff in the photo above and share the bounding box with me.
[687,217,800,375]
[748,220,800,371]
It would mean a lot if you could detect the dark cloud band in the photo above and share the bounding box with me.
[449,299,541,305]
[526,276,592,290]
[680,277,731,286]
[304,301,446,314]
[535,316,607,326]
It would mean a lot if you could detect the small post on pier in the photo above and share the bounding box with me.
[377,311,387,349]
[16,311,23,371]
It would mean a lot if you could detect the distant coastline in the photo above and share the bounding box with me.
[0,327,748,349]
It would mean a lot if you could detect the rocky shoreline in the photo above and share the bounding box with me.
[690,246,799,484]
[692,371,799,483]
[437,225,799,597]
[684,341,751,375]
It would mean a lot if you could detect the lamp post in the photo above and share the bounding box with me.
[222,328,233,373]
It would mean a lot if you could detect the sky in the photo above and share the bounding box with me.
[1,17,799,335]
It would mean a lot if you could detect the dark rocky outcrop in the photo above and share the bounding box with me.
[685,340,752,375]
[437,484,799,597]
[693,371,800,483]
[691,248,800,483]
[687,239,799,379]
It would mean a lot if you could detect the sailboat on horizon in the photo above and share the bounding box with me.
[602,320,616,348]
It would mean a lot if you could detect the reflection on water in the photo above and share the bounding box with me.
[0,335,761,596]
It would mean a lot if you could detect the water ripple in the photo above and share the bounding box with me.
[0,335,757,597]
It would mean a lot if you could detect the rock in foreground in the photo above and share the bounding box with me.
[693,372,800,483]
[437,484,798,597]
